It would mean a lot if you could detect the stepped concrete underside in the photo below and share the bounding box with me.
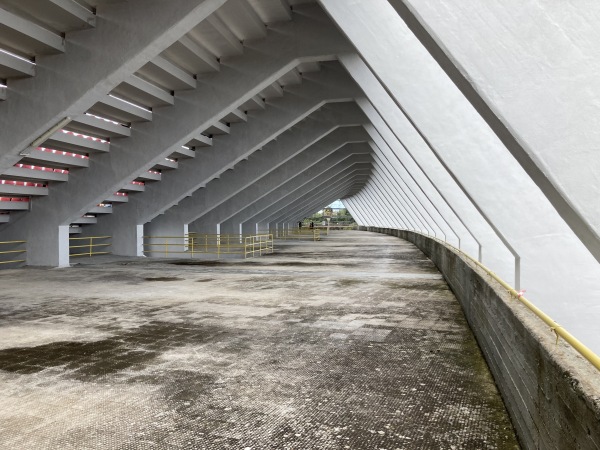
[0,231,518,449]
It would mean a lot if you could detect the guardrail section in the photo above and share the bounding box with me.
[0,240,26,266]
[276,229,321,241]
[244,234,274,258]
[144,234,274,259]
[69,236,112,257]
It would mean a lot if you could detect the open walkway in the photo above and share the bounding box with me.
[0,231,519,449]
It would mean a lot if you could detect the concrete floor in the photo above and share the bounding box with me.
[0,231,519,449]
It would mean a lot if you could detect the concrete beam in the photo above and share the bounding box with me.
[244,167,372,231]
[279,176,368,225]
[248,161,372,226]
[0,0,228,172]
[185,145,372,234]
[389,0,600,265]
[97,64,362,229]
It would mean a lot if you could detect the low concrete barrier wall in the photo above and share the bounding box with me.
[361,226,600,450]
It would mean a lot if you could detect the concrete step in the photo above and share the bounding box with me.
[137,55,196,91]
[137,170,161,182]
[278,68,302,87]
[171,146,195,159]
[104,193,128,203]
[71,216,97,225]
[0,181,47,196]
[69,225,82,234]
[3,165,68,182]
[44,130,109,154]
[202,121,230,137]
[0,49,35,79]
[87,205,113,214]
[239,95,265,111]
[161,36,219,75]
[0,7,64,57]
[0,199,28,211]
[154,158,178,170]
[259,82,283,99]
[68,114,131,139]
[187,134,212,148]
[121,182,145,192]
[23,147,89,169]
[112,74,174,108]
[0,0,95,34]
[222,108,247,124]
[88,95,152,124]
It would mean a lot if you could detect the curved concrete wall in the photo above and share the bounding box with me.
[361,227,600,450]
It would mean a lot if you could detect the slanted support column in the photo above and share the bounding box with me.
[388,0,600,265]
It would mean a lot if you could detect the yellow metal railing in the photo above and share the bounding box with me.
[69,236,112,257]
[244,234,274,258]
[0,240,26,265]
[277,229,321,241]
[143,234,274,259]
[418,231,600,372]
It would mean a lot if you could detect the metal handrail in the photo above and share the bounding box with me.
[69,236,112,257]
[143,234,272,258]
[0,240,26,265]
[412,230,600,372]
[244,234,274,258]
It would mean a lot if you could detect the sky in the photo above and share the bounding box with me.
[327,199,345,209]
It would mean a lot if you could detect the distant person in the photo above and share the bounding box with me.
[298,221,302,230]
[322,220,327,226]
[309,221,314,229]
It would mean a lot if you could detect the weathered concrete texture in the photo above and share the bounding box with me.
[0,231,518,449]
[363,227,600,450]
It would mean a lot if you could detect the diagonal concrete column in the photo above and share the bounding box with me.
[95,101,366,255]
[370,155,441,235]
[358,185,397,229]
[250,169,372,235]
[269,174,371,236]
[145,137,370,238]
[388,0,600,265]
[4,6,354,266]
[366,126,461,246]
[353,191,389,229]
[186,147,372,234]
[341,54,498,267]
[95,63,362,228]
[342,197,367,226]
[261,166,372,225]
[243,167,372,234]
[321,1,600,352]
[369,163,427,232]
[367,170,415,230]
[284,178,369,225]
[146,148,370,243]
[0,0,228,173]
[274,176,369,227]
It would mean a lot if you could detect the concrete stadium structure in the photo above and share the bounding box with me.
[1,0,600,448]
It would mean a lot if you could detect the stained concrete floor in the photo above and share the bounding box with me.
[0,231,519,449]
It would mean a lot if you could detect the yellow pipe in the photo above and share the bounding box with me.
[0,240,26,245]
[0,249,26,255]
[419,232,600,372]
[69,236,111,240]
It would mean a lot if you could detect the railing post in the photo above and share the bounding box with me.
[89,237,93,257]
